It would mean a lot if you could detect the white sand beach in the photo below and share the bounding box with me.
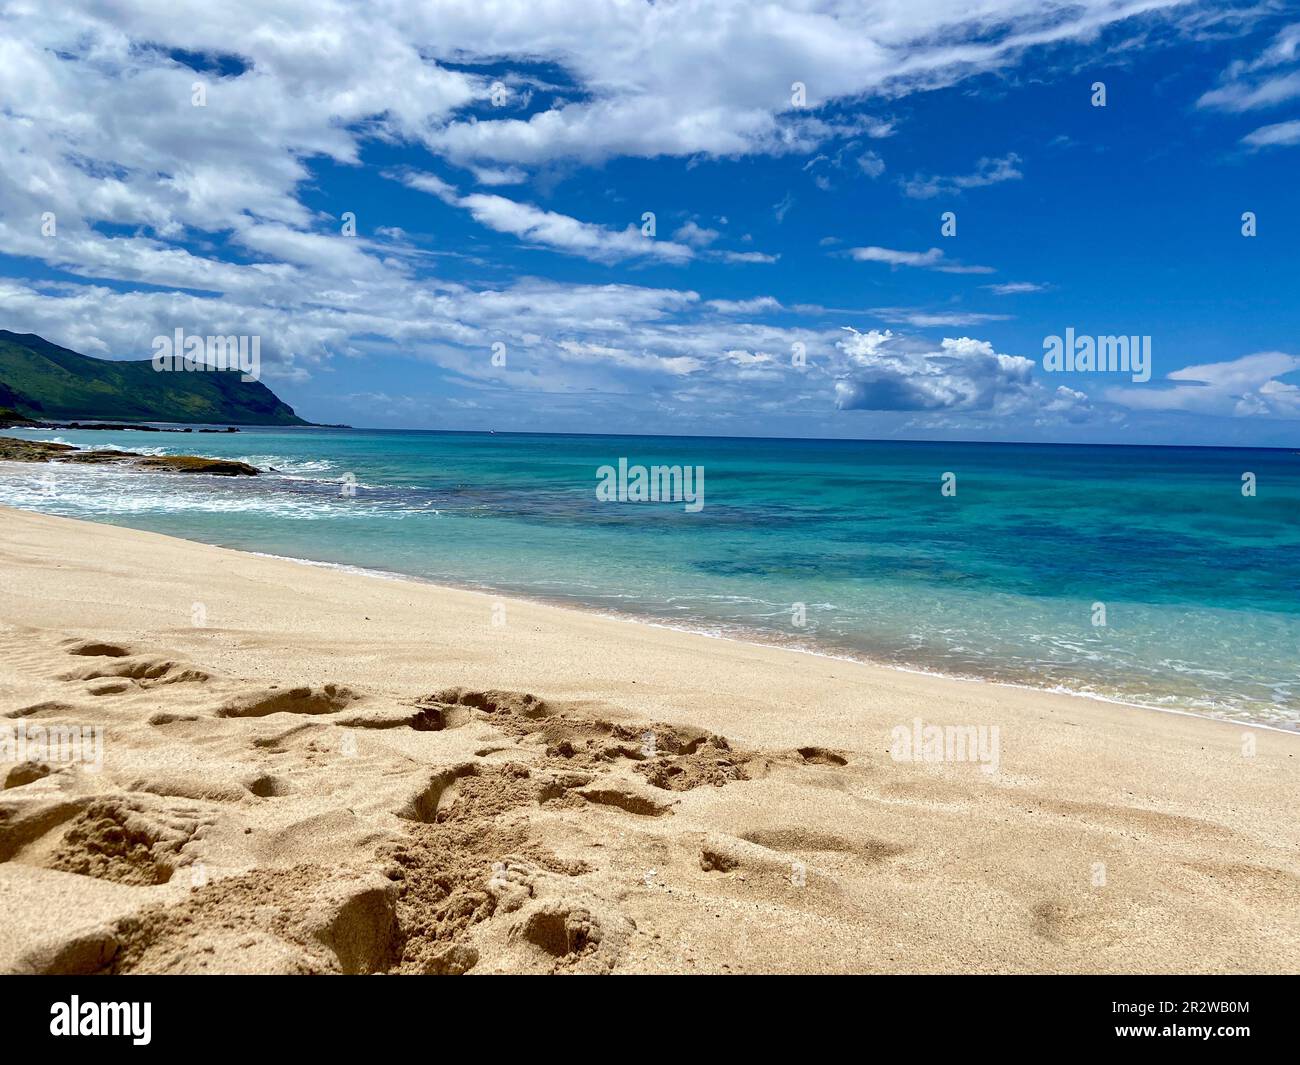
[2,506,1298,974]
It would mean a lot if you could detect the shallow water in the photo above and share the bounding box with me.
[2,426,1296,728]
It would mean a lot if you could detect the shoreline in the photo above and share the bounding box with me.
[2,444,1295,733]
[2,505,1299,974]
[1,454,1289,733]
[246,546,1300,737]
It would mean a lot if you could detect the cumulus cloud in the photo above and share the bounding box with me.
[834,329,1030,411]
[833,328,1089,420]
[0,270,839,410]
[0,0,1271,435]
[673,221,720,247]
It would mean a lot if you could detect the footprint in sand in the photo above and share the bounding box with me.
[216,684,359,719]
[43,796,216,886]
[5,700,81,719]
[742,826,904,865]
[796,746,848,766]
[61,639,132,658]
[62,656,211,687]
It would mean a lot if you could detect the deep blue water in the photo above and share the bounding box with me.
[2,426,1296,727]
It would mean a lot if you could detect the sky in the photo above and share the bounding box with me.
[0,0,1298,445]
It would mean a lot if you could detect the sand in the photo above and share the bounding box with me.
[1,504,1297,974]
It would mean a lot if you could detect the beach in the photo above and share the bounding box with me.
[1,505,1297,974]
[3,426,1297,729]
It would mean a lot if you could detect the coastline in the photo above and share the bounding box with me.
[246,547,1300,736]
[4,429,1296,732]
[5,442,1291,731]
[2,505,1299,974]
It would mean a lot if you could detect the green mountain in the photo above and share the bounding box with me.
[0,330,309,426]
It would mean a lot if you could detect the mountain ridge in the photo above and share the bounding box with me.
[0,330,310,426]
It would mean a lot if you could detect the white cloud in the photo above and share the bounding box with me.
[849,247,942,267]
[900,154,1023,199]
[706,297,783,314]
[1200,70,1300,111]
[556,340,702,376]
[1198,23,1300,112]
[834,328,1092,421]
[805,139,888,190]
[458,193,693,264]
[401,172,459,200]
[400,172,775,265]
[871,308,1013,327]
[0,271,843,411]
[983,281,1049,295]
[1107,352,1300,417]
[468,166,529,187]
[724,349,776,366]
[857,150,886,178]
[1242,118,1300,149]
[715,250,780,264]
[0,0,1272,435]
[836,329,1037,412]
[847,246,994,274]
[397,171,694,263]
[409,2,1196,168]
[673,221,720,247]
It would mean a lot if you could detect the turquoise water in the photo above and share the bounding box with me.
[2,426,1297,728]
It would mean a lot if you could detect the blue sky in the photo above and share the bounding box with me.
[1,1,1298,444]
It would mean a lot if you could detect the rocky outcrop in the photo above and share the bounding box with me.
[136,455,258,476]
[0,435,257,476]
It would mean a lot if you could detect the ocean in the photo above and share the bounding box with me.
[2,425,1296,729]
